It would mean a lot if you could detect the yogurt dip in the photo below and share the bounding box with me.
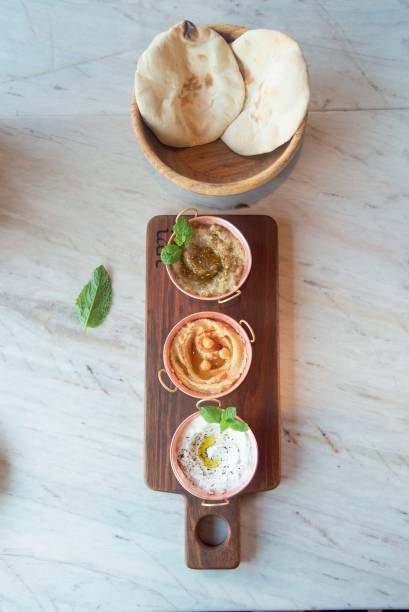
[176,415,255,494]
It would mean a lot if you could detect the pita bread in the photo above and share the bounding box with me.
[221,30,309,156]
[135,21,245,148]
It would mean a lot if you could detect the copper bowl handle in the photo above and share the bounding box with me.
[201,499,230,507]
[196,398,222,409]
[158,368,177,393]
[175,207,198,223]
[218,289,241,304]
[239,319,255,343]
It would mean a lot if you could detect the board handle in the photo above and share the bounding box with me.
[184,494,240,569]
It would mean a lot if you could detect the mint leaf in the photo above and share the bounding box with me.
[160,243,182,265]
[160,218,192,265]
[220,419,235,433]
[223,407,237,421]
[173,218,192,247]
[76,265,112,329]
[199,406,249,433]
[199,406,222,424]
[230,419,249,432]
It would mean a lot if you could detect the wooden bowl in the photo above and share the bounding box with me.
[131,23,307,196]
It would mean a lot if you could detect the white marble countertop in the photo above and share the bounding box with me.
[1,1,409,610]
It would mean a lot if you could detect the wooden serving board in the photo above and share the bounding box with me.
[145,214,280,569]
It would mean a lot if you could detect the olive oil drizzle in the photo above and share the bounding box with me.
[181,245,222,282]
[198,435,221,469]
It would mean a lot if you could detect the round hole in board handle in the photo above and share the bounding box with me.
[196,514,229,546]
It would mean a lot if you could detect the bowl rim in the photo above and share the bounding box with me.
[131,93,307,196]
[165,215,252,301]
[170,411,259,501]
[162,310,253,399]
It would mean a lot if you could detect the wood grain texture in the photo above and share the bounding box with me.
[131,24,307,196]
[185,494,240,569]
[145,214,280,568]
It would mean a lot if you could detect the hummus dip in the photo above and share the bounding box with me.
[170,318,246,395]
[177,415,255,494]
[172,223,245,297]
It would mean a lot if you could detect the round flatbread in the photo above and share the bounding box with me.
[221,30,310,156]
[135,21,245,148]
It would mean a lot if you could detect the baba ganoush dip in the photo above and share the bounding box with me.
[177,415,255,494]
[171,223,245,298]
[170,318,247,395]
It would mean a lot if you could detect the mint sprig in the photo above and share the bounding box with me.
[160,217,192,265]
[173,217,192,247]
[160,243,182,265]
[75,265,112,329]
[199,406,249,433]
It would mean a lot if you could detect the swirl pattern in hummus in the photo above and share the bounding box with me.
[170,318,246,395]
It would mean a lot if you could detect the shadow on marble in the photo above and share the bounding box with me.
[240,492,258,563]
[0,131,50,214]
[135,141,305,211]
[0,450,10,496]
[276,221,298,478]
[240,221,296,563]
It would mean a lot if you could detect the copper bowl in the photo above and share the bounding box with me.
[158,311,255,399]
[166,209,252,303]
[170,408,258,503]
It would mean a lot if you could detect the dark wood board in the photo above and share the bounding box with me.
[145,214,280,569]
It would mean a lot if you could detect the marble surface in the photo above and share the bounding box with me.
[1,1,409,610]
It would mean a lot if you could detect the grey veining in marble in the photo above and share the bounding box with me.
[1,1,409,611]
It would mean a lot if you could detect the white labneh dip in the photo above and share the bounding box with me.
[177,415,254,494]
